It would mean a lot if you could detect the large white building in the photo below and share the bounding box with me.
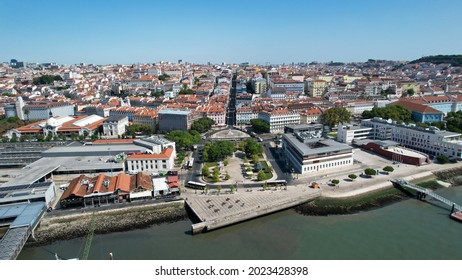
[282,133,353,174]
[361,118,462,159]
[103,115,129,137]
[258,109,300,134]
[337,124,373,144]
[125,147,175,174]
[236,106,258,125]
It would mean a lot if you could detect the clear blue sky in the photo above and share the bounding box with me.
[1,0,461,65]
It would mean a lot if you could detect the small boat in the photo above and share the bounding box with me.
[450,211,462,222]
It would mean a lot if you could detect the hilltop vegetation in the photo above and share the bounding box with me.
[409,55,462,67]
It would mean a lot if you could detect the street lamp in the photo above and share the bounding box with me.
[108,148,114,176]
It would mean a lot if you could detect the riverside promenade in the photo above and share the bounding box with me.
[184,185,321,234]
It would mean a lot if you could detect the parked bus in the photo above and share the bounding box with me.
[186,181,207,189]
[187,157,194,169]
[265,180,287,187]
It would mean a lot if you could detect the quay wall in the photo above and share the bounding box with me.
[27,201,187,246]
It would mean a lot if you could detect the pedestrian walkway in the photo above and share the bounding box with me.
[183,184,320,233]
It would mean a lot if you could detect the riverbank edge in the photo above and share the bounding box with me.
[27,200,187,247]
[295,171,451,216]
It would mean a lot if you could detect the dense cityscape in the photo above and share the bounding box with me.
[0,56,462,260]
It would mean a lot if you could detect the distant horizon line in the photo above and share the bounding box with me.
[3,54,461,67]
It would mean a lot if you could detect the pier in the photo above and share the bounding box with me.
[391,179,462,220]
[184,186,321,234]
[0,202,46,260]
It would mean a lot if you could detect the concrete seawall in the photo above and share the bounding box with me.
[28,200,187,246]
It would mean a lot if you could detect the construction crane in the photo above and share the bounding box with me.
[81,212,97,260]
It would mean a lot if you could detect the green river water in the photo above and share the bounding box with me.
[18,187,462,260]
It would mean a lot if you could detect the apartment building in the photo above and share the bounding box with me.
[258,109,300,134]
[125,147,175,174]
[282,133,353,174]
[361,118,462,159]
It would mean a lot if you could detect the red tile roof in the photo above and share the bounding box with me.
[127,147,174,160]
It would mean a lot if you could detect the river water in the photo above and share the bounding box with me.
[18,187,462,260]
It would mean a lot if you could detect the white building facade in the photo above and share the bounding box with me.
[258,110,300,134]
[282,133,353,174]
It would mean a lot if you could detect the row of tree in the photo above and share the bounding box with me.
[361,105,412,122]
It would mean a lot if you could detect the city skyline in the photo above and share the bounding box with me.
[1,0,462,65]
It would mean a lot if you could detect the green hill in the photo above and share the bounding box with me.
[409,55,462,67]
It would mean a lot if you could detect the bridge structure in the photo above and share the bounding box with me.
[391,179,462,212]
[0,202,47,260]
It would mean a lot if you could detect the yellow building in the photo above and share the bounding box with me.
[308,79,328,97]
[399,82,421,94]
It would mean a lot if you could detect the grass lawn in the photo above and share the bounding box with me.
[203,162,217,169]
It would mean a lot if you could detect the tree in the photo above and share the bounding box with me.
[10,133,18,143]
[229,185,236,193]
[202,166,210,177]
[165,130,201,151]
[126,124,153,137]
[202,140,235,162]
[250,119,269,133]
[224,172,230,180]
[23,107,30,120]
[213,167,220,182]
[364,168,377,176]
[437,155,450,164]
[406,88,415,96]
[216,185,222,195]
[71,132,78,141]
[191,117,215,133]
[179,84,194,95]
[383,166,394,173]
[362,105,412,122]
[241,138,262,156]
[251,154,259,164]
[321,107,351,127]
[33,75,63,85]
[158,73,170,81]
[348,174,357,180]
[257,171,266,181]
[45,133,53,142]
[331,179,340,185]
[223,159,229,166]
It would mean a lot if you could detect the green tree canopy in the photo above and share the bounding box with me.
[444,111,462,133]
[406,88,415,96]
[362,105,412,122]
[126,124,153,137]
[191,117,215,133]
[257,171,266,181]
[250,119,269,133]
[321,107,351,127]
[202,140,236,162]
[364,168,377,176]
[383,166,394,173]
[33,75,63,85]
[348,174,357,180]
[436,155,450,164]
[158,73,170,81]
[240,138,262,156]
[165,130,201,151]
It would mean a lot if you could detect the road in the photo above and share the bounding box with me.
[226,73,237,126]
